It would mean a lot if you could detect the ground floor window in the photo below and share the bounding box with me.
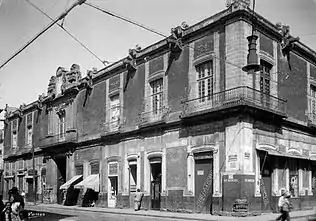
[129,160,137,193]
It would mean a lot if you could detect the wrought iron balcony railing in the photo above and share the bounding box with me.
[138,107,169,127]
[39,130,78,149]
[181,86,287,118]
[104,119,121,133]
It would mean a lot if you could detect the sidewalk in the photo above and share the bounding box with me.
[25,203,316,221]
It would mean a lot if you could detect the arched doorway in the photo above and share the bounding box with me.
[52,155,66,204]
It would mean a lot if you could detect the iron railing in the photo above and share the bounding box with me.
[181,86,287,117]
[138,107,169,126]
[104,119,121,133]
[39,130,78,149]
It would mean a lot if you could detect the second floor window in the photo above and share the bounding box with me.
[260,60,272,95]
[110,95,120,123]
[310,85,316,114]
[150,78,163,115]
[59,114,65,139]
[25,113,33,147]
[47,111,54,135]
[11,119,18,149]
[197,61,213,103]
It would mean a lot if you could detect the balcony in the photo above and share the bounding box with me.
[307,113,316,128]
[138,107,169,128]
[104,119,121,134]
[39,130,78,152]
[181,86,287,119]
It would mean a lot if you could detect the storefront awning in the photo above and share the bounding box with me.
[74,174,99,192]
[60,175,83,190]
[256,145,310,160]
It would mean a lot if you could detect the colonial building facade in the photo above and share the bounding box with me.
[3,0,316,214]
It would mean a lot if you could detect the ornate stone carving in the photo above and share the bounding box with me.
[47,76,57,98]
[61,64,82,94]
[17,104,26,119]
[226,0,251,10]
[56,107,65,117]
[167,26,184,53]
[123,49,137,72]
[56,67,67,77]
[276,22,300,70]
[35,93,45,110]
[82,70,94,90]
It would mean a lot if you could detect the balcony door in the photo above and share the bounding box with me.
[260,60,272,108]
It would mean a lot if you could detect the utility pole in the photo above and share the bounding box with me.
[0,0,87,70]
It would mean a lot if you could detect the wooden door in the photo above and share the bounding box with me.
[151,180,161,210]
[195,159,213,213]
[261,176,272,211]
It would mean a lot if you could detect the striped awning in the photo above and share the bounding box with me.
[60,175,83,190]
[74,174,99,192]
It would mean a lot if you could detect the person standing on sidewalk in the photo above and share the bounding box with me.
[134,189,144,211]
[281,192,293,221]
[276,189,286,221]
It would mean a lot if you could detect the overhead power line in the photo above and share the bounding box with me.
[85,2,307,88]
[0,0,87,70]
[84,2,167,38]
[24,0,106,67]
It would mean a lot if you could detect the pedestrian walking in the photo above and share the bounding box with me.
[134,189,144,211]
[276,189,286,221]
[8,187,26,221]
[0,195,6,221]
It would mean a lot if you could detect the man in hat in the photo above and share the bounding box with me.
[9,187,25,221]
[276,189,286,221]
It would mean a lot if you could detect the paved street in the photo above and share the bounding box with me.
[24,204,316,221]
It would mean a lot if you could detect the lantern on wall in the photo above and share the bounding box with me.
[242,0,261,73]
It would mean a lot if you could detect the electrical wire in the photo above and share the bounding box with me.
[24,0,107,67]
[84,2,302,88]
[0,0,85,70]
[84,2,167,38]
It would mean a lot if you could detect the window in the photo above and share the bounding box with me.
[260,60,272,106]
[129,160,137,192]
[11,119,18,149]
[110,95,120,123]
[289,159,299,198]
[47,111,53,135]
[196,61,213,103]
[25,113,33,147]
[0,129,3,143]
[150,79,163,115]
[260,60,271,95]
[90,162,100,175]
[75,165,83,176]
[59,114,65,139]
[310,85,316,114]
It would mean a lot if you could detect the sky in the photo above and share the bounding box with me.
[0,0,316,111]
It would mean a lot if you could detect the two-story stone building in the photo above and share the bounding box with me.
[3,0,316,214]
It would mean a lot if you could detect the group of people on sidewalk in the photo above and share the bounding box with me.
[0,187,27,221]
